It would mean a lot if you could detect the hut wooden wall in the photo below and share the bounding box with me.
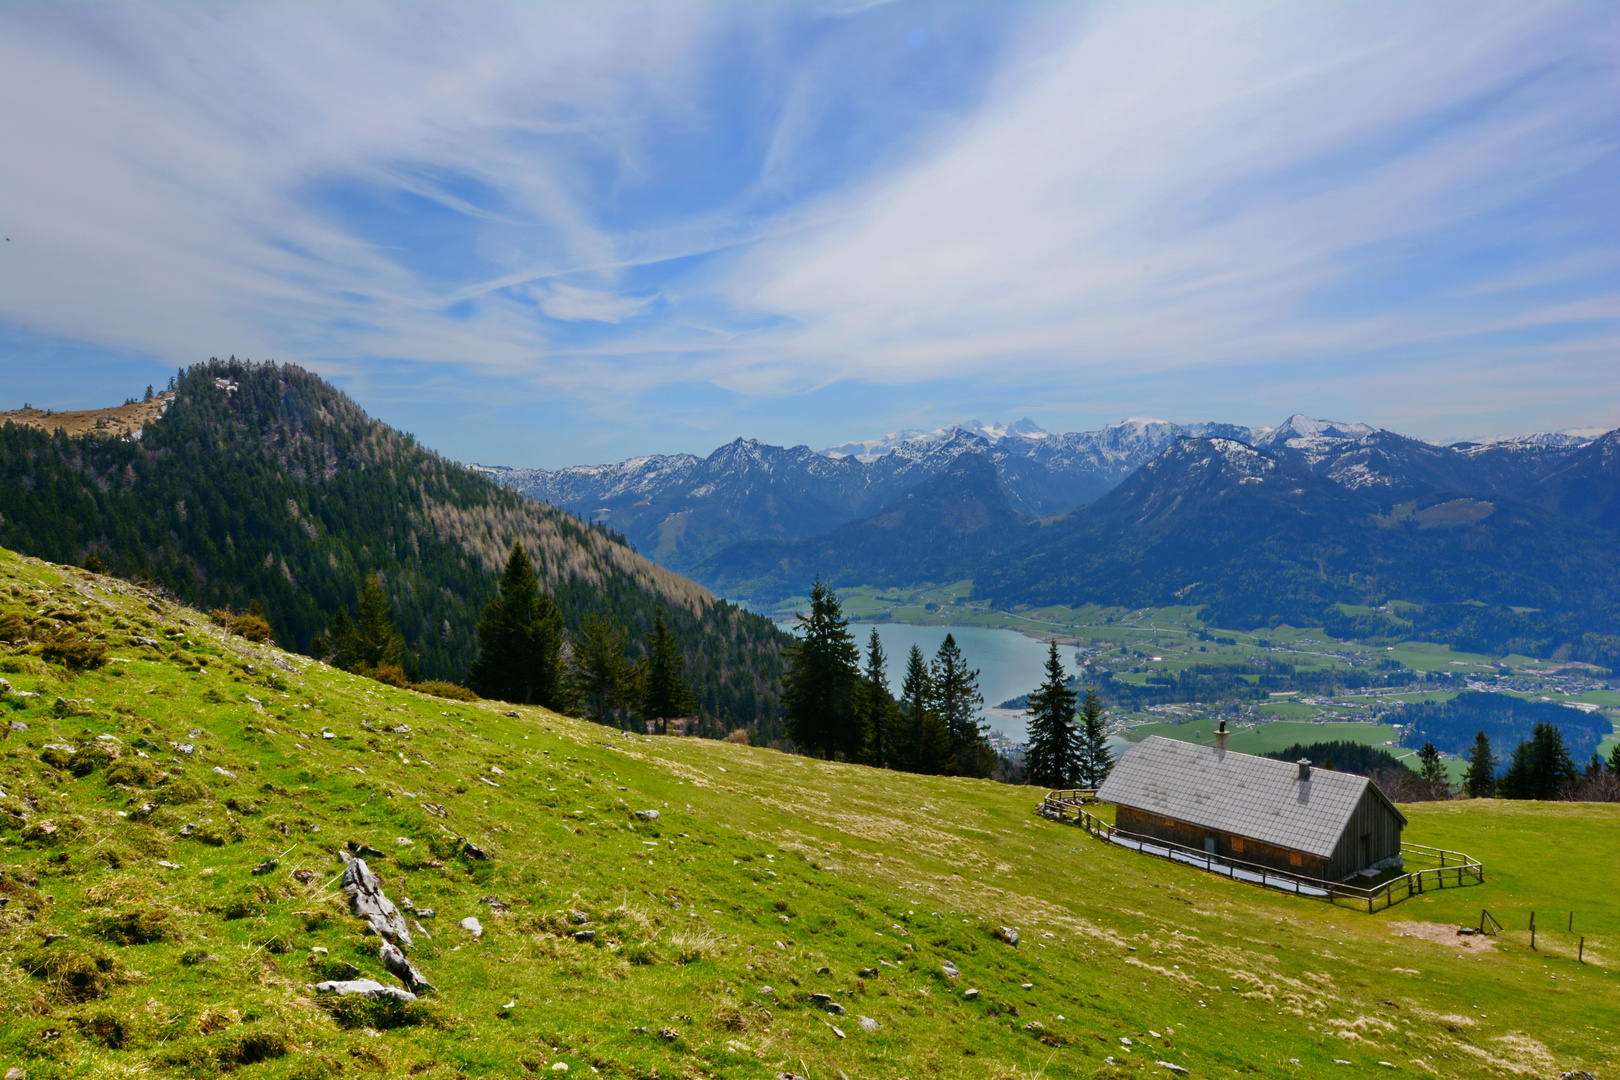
[1115,806,1329,879]
[1326,786,1405,880]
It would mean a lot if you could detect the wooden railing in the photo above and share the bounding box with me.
[1038,791,1483,912]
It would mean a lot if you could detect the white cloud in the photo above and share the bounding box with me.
[722,3,1620,388]
[0,1,1614,454]
[537,283,657,324]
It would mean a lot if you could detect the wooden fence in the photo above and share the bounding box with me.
[1038,791,1482,913]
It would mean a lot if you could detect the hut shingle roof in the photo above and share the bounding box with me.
[1096,736,1406,858]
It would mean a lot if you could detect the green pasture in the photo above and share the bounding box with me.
[0,546,1615,1080]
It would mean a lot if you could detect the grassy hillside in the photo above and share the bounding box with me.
[0,547,1615,1079]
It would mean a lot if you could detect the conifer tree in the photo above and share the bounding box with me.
[1075,687,1114,787]
[1416,741,1450,795]
[353,570,405,671]
[782,578,861,758]
[641,607,697,734]
[1024,641,1079,789]
[1610,742,1620,775]
[895,643,949,774]
[468,542,572,711]
[1497,721,1580,800]
[933,634,992,777]
[315,571,402,677]
[317,607,360,672]
[859,627,897,768]
[574,614,631,727]
[1463,731,1497,798]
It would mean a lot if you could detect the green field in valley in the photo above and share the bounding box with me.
[1,547,1616,1080]
[1122,720,1400,757]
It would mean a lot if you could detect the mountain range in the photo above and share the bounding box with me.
[482,415,1620,666]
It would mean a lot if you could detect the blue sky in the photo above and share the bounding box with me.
[1,1,1617,467]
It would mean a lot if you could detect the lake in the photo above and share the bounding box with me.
[859,622,1072,742]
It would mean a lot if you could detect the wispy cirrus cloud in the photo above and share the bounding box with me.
[0,1,1615,464]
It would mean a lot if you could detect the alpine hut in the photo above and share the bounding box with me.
[1095,725,1407,881]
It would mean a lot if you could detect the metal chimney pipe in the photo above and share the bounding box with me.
[1298,758,1312,781]
[1215,720,1228,752]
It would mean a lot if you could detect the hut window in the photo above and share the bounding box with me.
[1230,837,1244,853]
[1288,851,1303,867]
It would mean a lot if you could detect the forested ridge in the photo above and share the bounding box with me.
[0,359,787,728]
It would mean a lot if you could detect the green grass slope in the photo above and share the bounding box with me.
[0,547,1615,1080]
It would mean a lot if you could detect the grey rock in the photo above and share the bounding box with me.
[479,895,510,914]
[995,926,1019,946]
[569,910,590,925]
[941,960,960,978]
[462,842,489,860]
[574,929,596,942]
[459,917,483,939]
[341,858,412,947]
[758,985,774,996]
[314,978,417,1003]
[0,678,10,694]
[815,966,830,975]
[178,823,200,836]
[1155,1064,1189,1076]
[134,738,159,750]
[964,988,980,999]
[635,809,660,821]
[411,919,432,940]
[175,743,195,756]
[826,1002,845,1015]
[8,721,28,732]
[810,993,832,1004]
[251,859,278,876]
[212,766,236,779]
[414,908,435,919]
[380,941,431,993]
[346,840,386,858]
[857,1016,879,1032]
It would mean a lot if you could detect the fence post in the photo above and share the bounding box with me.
[1568,912,1573,933]
[1580,937,1585,963]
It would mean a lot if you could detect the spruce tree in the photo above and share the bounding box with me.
[1498,721,1580,800]
[1024,641,1079,789]
[1463,731,1497,798]
[860,628,897,768]
[1416,741,1450,795]
[353,570,404,672]
[468,542,571,711]
[782,578,861,758]
[317,607,360,672]
[1075,687,1114,787]
[896,643,949,773]
[641,607,697,734]
[933,633,992,777]
[573,614,631,727]
[1610,742,1620,774]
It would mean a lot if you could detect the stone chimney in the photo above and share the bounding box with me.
[1215,720,1228,752]
[1298,758,1312,781]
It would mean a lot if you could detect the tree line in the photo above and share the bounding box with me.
[317,542,701,733]
[781,579,997,776]
[1363,723,1620,803]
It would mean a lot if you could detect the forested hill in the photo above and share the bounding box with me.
[0,359,786,726]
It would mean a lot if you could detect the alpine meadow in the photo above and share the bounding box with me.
[4,3,1620,1078]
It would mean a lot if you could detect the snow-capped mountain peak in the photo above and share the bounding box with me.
[1255,414,1376,447]
[819,418,1046,461]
